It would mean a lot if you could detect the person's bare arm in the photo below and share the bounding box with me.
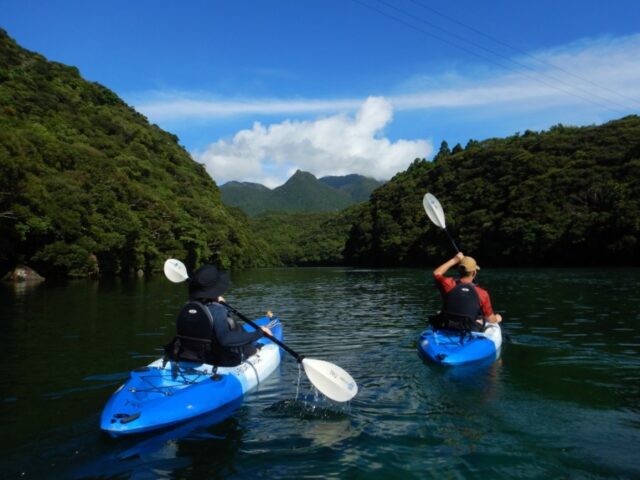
[433,252,464,277]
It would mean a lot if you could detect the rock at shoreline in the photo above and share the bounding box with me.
[2,266,45,283]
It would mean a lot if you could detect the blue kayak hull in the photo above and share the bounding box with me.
[418,323,502,366]
[100,316,282,437]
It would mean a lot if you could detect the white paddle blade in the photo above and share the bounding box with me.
[423,193,446,229]
[302,358,358,402]
[163,258,189,283]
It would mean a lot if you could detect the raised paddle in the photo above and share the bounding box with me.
[422,193,460,253]
[163,259,358,402]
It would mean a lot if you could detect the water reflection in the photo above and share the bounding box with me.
[72,399,243,478]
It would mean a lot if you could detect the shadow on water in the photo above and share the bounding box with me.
[71,399,245,479]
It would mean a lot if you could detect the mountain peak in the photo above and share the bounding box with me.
[287,170,317,181]
[220,172,383,215]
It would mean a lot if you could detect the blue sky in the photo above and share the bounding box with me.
[2,0,640,187]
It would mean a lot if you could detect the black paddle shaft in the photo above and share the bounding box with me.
[220,301,304,363]
[444,228,460,253]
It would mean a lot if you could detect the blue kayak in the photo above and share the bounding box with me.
[417,323,502,366]
[100,316,282,437]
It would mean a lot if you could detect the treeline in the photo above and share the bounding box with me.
[344,117,640,267]
[0,29,276,277]
[249,208,359,266]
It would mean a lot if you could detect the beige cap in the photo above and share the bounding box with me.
[459,256,480,273]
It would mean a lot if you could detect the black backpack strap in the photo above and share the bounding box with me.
[162,336,182,368]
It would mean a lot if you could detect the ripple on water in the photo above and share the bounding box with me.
[264,398,351,420]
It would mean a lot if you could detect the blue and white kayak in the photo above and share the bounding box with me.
[100,316,282,437]
[418,322,502,366]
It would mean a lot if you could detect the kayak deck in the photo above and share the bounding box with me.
[418,323,502,366]
[100,316,282,437]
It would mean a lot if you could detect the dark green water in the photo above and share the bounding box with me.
[1,268,639,479]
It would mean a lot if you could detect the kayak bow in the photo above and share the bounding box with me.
[100,316,282,437]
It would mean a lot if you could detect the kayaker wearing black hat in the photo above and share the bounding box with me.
[432,252,502,331]
[185,265,271,366]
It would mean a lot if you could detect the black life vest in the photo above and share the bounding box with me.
[431,281,483,332]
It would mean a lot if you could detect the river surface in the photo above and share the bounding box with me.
[1,268,639,479]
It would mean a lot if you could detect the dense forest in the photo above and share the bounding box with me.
[249,208,359,266]
[0,29,277,277]
[344,117,640,267]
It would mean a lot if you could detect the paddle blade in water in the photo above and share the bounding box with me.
[302,358,358,402]
[164,259,189,283]
[423,193,446,229]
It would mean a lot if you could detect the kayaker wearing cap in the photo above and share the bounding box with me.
[432,252,502,331]
[188,265,271,366]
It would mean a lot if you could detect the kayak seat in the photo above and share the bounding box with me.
[164,302,214,364]
[429,311,482,333]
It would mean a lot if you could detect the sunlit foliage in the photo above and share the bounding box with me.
[0,29,276,277]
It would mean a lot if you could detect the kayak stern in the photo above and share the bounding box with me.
[418,323,502,366]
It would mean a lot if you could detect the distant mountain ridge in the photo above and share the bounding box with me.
[220,171,383,215]
[319,174,383,202]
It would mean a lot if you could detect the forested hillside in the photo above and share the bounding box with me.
[0,29,276,277]
[319,174,383,202]
[221,170,381,215]
[219,181,272,216]
[344,117,640,267]
[250,208,359,266]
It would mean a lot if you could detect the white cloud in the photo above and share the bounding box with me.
[136,34,640,120]
[192,97,432,187]
[393,35,640,113]
[139,96,362,120]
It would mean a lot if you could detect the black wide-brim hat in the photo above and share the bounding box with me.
[188,265,230,300]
